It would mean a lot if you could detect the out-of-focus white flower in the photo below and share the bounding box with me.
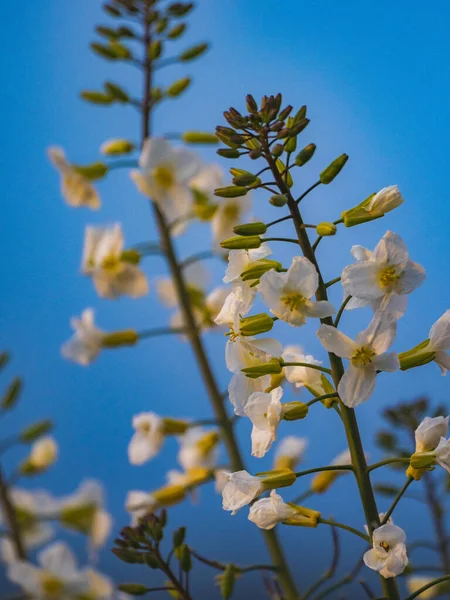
[157,263,209,308]
[244,388,283,458]
[434,437,450,473]
[125,491,156,524]
[274,436,307,471]
[212,193,252,252]
[310,449,354,494]
[223,245,272,284]
[222,471,263,514]
[58,481,112,550]
[0,489,57,563]
[189,163,223,205]
[7,541,90,598]
[128,413,165,465]
[259,256,335,327]
[131,138,202,230]
[48,147,101,210]
[177,427,218,471]
[415,416,449,453]
[204,286,230,326]
[82,224,148,299]
[248,490,296,530]
[317,311,399,407]
[214,470,230,494]
[61,309,105,366]
[342,231,425,319]
[85,568,114,599]
[407,576,440,599]
[282,345,328,397]
[28,437,58,470]
[428,310,450,374]
[363,523,408,578]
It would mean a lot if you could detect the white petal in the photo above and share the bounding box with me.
[251,427,275,458]
[381,543,408,578]
[341,262,383,300]
[7,561,41,593]
[338,364,376,407]
[285,257,318,299]
[357,311,397,354]
[363,548,387,573]
[245,392,275,430]
[139,137,173,170]
[228,373,271,416]
[317,325,357,358]
[39,542,78,579]
[224,250,251,283]
[172,146,202,182]
[429,310,450,351]
[372,352,399,372]
[415,416,449,452]
[373,231,409,268]
[351,245,373,261]
[222,471,262,513]
[371,294,408,320]
[397,260,426,295]
[303,300,336,318]
[373,523,407,546]
[435,351,450,374]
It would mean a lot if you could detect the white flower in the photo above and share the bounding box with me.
[125,491,156,524]
[407,576,440,599]
[228,372,271,417]
[61,309,105,366]
[259,256,335,327]
[214,470,230,494]
[317,311,399,407]
[222,471,263,514]
[244,388,283,458]
[128,413,165,465]
[212,193,252,252]
[248,490,296,530]
[274,436,307,471]
[48,147,100,210]
[58,481,112,550]
[85,569,114,599]
[434,437,450,473]
[428,309,450,373]
[131,138,202,229]
[367,185,404,215]
[223,244,272,284]
[82,224,148,299]
[0,489,57,563]
[157,262,209,308]
[177,427,218,471]
[189,163,223,203]
[215,282,255,334]
[363,523,408,578]
[7,541,90,598]
[415,416,449,453]
[29,437,58,469]
[282,345,328,396]
[204,286,230,326]
[342,231,425,318]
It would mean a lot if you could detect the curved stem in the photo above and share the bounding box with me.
[296,180,321,204]
[333,295,352,328]
[266,215,292,228]
[404,575,450,600]
[263,237,301,245]
[282,362,332,375]
[380,477,413,525]
[367,457,411,472]
[139,327,185,339]
[189,547,276,573]
[318,518,369,542]
[295,465,354,479]
[307,392,339,407]
[325,276,341,288]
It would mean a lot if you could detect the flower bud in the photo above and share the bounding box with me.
[246,94,258,113]
[121,249,142,265]
[272,143,284,157]
[118,583,150,595]
[162,418,189,435]
[281,402,309,421]
[102,330,139,348]
[399,340,436,371]
[166,77,191,97]
[242,358,282,379]
[239,313,274,336]
[20,420,53,443]
[406,465,427,481]
[342,186,404,227]
[72,161,109,180]
[269,193,288,207]
[220,564,238,600]
[319,154,348,184]
[152,484,186,507]
[28,436,58,469]
[410,451,436,470]
[1,377,22,410]
[220,236,262,250]
[217,148,240,159]
[182,131,218,144]
[295,143,316,166]
[315,222,337,236]
[214,186,248,198]
[100,138,135,156]
[179,43,209,61]
[232,173,259,187]
[259,468,297,490]
[233,222,267,236]
[311,471,339,494]
[240,259,282,282]
[284,504,321,527]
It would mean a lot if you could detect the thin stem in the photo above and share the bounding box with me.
[139,327,185,339]
[325,276,341,288]
[333,295,352,328]
[189,547,276,573]
[263,237,300,245]
[295,465,354,479]
[404,575,450,600]
[367,457,411,472]
[318,517,369,543]
[306,392,339,407]
[180,251,216,269]
[423,470,450,572]
[282,362,332,375]
[0,464,25,560]
[296,180,321,204]
[266,215,292,228]
[380,477,413,525]
[312,235,323,252]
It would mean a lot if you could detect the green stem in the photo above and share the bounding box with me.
[263,237,301,245]
[333,295,352,328]
[325,276,341,288]
[404,575,450,600]
[295,465,354,478]
[318,517,369,542]
[307,392,339,407]
[139,327,185,339]
[282,362,332,375]
[0,464,25,560]
[367,457,411,472]
[380,477,413,524]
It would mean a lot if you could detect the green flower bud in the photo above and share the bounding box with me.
[221,235,261,250]
[258,468,297,490]
[295,143,316,166]
[179,43,208,61]
[1,377,22,410]
[240,259,282,281]
[284,505,321,528]
[214,186,248,198]
[111,548,145,564]
[72,161,108,181]
[0,352,10,371]
[104,81,129,102]
[120,249,141,265]
[399,340,436,371]
[168,23,187,39]
[21,420,53,443]
[320,154,349,184]
[180,544,192,572]
[118,583,150,596]
[168,3,195,17]
[239,313,274,336]
[315,222,337,236]
[217,148,240,159]
[81,90,114,105]
[166,77,191,97]
[162,418,189,435]
[173,527,186,548]
[232,173,259,186]
[102,330,139,348]
[410,452,436,470]
[182,131,218,144]
[281,402,309,421]
[270,193,288,207]
[272,143,284,157]
[220,564,238,599]
[149,40,162,60]
[249,148,262,159]
[60,503,97,534]
[233,222,267,236]
[241,358,282,378]
[100,138,135,155]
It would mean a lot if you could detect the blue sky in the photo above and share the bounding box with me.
[1,1,450,597]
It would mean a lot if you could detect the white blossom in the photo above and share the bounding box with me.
[228,372,271,417]
[363,523,408,578]
[248,490,296,530]
[342,231,425,318]
[189,164,223,204]
[407,576,440,599]
[7,542,90,598]
[61,308,104,366]
[212,193,252,252]
[274,436,307,470]
[428,309,450,373]
[48,147,100,210]
[214,470,230,494]
[85,569,114,599]
[28,437,58,469]
[223,244,272,284]
[125,491,156,524]
[177,427,218,471]
[128,413,165,465]
[366,185,404,216]
[317,311,399,407]
[259,256,335,327]
[415,416,449,453]
[131,138,202,230]
[244,387,283,458]
[222,471,263,514]
[82,224,148,299]
[434,437,450,473]
[157,263,209,308]
[282,345,328,396]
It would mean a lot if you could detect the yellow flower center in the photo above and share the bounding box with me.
[281,293,307,312]
[153,165,175,189]
[40,574,64,598]
[100,254,122,273]
[139,421,152,434]
[378,265,402,290]
[351,346,376,367]
[379,541,390,553]
[196,432,219,457]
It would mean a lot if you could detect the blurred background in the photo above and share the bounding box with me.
[1,1,450,597]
